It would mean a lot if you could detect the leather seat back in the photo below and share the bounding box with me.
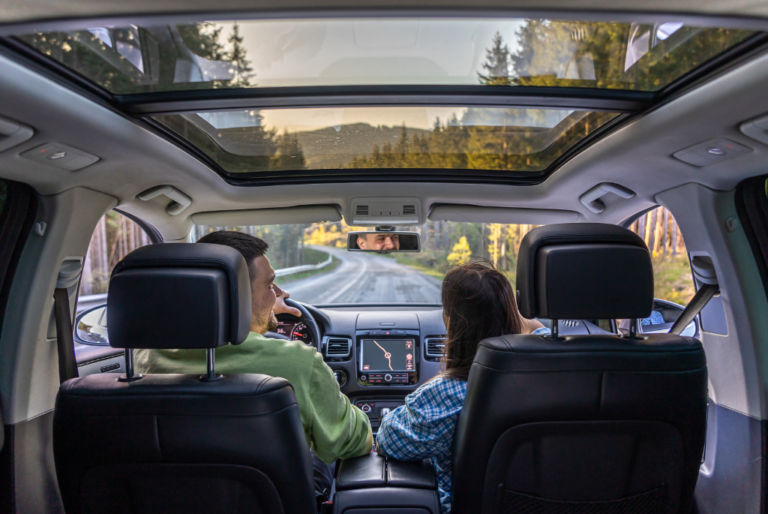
[451,224,708,514]
[54,243,316,514]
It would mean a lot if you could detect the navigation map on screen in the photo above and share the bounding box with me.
[361,339,414,372]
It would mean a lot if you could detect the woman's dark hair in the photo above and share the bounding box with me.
[441,261,523,381]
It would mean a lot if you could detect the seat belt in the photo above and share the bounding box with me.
[670,256,719,336]
[54,287,78,383]
[54,258,84,384]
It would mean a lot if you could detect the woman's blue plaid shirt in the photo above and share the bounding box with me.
[376,327,550,513]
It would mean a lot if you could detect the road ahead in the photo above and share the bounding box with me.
[280,246,442,304]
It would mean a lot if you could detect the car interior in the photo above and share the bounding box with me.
[2,2,768,514]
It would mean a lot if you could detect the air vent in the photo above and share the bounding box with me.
[403,204,416,215]
[356,204,369,216]
[561,320,580,328]
[425,337,446,358]
[325,338,352,358]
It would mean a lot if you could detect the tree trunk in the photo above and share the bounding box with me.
[672,218,679,256]
[638,213,646,245]
[501,225,508,270]
[661,209,669,261]
[648,209,658,255]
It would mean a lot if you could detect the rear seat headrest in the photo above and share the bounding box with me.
[516,223,654,320]
[107,243,252,349]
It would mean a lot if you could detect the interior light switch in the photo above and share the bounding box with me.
[21,142,99,171]
[672,138,751,167]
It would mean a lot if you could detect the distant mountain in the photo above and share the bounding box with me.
[291,123,432,169]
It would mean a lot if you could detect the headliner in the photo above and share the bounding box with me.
[3,1,768,28]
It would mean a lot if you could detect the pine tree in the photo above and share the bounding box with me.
[478,32,512,85]
[270,132,306,170]
[226,23,255,87]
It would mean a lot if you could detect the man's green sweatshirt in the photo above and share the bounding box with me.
[135,331,372,463]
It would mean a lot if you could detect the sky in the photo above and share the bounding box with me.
[209,18,526,87]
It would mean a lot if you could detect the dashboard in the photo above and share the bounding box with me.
[269,306,615,431]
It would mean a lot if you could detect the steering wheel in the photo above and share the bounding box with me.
[285,298,323,354]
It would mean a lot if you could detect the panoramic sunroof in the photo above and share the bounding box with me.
[151,107,619,175]
[15,18,754,94]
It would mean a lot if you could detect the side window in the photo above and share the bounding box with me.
[628,206,697,335]
[76,211,152,346]
[79,211,152,299]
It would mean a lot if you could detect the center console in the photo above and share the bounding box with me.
[333,453,440,514]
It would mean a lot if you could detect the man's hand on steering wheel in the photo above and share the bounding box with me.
[273,285,301,317]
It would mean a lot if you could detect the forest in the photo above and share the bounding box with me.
[81,205,693,305]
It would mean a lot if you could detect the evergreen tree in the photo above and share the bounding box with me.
[478,32,512,85]
[179,23,225,60]
[226,23,255,87]
[270,132,306,170]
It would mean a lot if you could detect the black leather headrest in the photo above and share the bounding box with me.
[107,243,252,349]
[516,224,654,320]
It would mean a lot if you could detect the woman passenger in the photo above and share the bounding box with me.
[376,261,551,514]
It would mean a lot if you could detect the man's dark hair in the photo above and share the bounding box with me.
[197,231,268,281]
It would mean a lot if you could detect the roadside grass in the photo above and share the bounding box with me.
[303,247,331,265]
[391,254,447,281]
[652,254,695,305]
[276,256,340,286]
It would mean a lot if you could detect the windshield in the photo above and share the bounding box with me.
[15,18,753,94]
[190,221,539,304]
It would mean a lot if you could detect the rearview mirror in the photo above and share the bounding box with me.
[347,231,420,254]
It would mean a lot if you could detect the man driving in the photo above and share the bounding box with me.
[134,231,373,498]
[357,232,400,251]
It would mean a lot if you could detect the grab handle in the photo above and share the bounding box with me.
[579,183,635,214]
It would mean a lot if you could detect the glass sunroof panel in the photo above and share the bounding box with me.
[152,106,620,174]
[15,18,754,94]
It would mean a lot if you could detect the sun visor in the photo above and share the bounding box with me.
[191,204,342,226]
[428,205,579,225]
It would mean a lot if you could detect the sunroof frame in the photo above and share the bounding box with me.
[1,17,767,187]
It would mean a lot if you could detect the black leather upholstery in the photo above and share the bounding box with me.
[336,453,437,491]
[108,243,252,348]
[452,224,708,514]
[55,374,316,514]
[55,243,316,514]
[516,224,653,319]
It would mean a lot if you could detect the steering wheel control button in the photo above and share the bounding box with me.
[384,374,393,382]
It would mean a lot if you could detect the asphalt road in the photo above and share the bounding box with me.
[280,246,442,304]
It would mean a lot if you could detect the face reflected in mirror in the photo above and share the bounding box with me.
[357,233,400,251]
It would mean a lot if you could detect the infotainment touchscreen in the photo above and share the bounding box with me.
[360,339,414,372]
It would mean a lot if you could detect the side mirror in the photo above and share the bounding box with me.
[347,231,420,254]
[640,299,699,338]
[75,304,109,346]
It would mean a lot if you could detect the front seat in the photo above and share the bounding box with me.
[53,243,317,514]
[452,224,708,514]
